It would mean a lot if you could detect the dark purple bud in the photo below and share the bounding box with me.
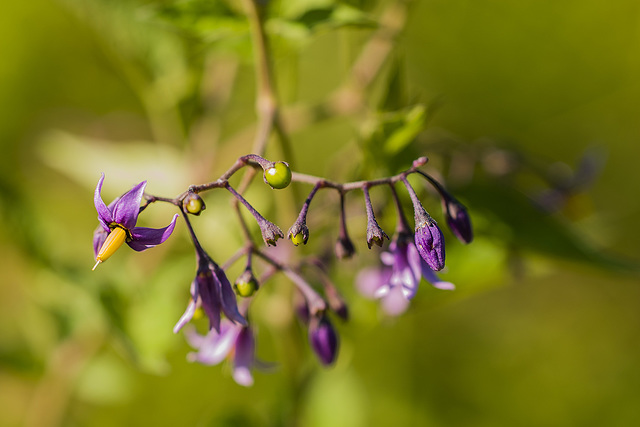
[309,315,339,366]
[414,219,445,271]
[445,200,473,244]
[335,192,355,259]
[335,235,356,259]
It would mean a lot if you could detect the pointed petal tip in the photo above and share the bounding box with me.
[92,260,101,271]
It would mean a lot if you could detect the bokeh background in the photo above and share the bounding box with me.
[2,0,640,426]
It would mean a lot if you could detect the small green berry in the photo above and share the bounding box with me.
[291,232,306,246]
[184,193,206,215]
[264,161,292,189]
[234,273,259,297]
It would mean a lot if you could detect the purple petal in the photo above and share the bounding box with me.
[186,321,241,365]
[173,295,197,334]
[93,226,108,258]
[112,180,146,229]
[128,214,178,251]
[356,267,391,299]
[381,285,410,316]
[198,270,222,333]
[94,173,113,228]
[421,262,456,290]
[215,267,247,326]
[232,327,255,387]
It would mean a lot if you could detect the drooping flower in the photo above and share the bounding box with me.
[356,232,454,316]
[174,248,246,334]
[184,320,256,387]
[92,173,178,269]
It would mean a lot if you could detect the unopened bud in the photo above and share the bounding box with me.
[309,314,339,366]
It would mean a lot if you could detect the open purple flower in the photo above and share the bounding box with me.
[356,232,454,316]
[93,173,178,269]
[174,249,246,333]
[184,320,256,387]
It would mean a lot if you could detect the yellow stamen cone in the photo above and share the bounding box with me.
[93,227,127,270]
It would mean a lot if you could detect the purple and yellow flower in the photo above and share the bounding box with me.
[184,320,256,387]
[356,232,454,316]
[173,249,246,333]
[93,174,178,270]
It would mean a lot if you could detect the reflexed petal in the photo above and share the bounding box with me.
[173,294,197,334]
[232,327,255,387]
[380,251,395,266]
[215,266,247,326]
[94,173,113,227]
[112,180,146,229]
[186,321,240,365]
[406,243,423,282]
[128,214,178,251]
[421,262,455,290]
[92,226,108,258]
[198,270,222,332]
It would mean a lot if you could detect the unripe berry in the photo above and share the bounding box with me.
[183,193,206,215]
[234,270,259,297]
[264,162,292,189]
[290,232,306,246]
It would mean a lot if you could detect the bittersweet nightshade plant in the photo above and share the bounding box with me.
[92,154,472,385]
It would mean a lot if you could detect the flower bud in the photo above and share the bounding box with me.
[309,314,339,366]
[334,235,355,259]
[183,192,206,215]
[445,200,473,244]
[414,219,445,271]
[264,161,292,189]
[234,269,259,298]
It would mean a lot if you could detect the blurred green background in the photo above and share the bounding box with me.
[2,0,640,426]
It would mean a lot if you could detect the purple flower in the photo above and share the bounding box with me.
[93,173,178,269]
[356,233,454,316]
[445,200,473,244]
[174,249,246,333]
[309,314,339,366]
[184,320,256,387]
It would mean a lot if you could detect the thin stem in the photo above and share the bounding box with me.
[253,249,327,315]
[225,183,268,226]
[388,183,411,234]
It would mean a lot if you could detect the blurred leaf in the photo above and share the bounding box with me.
[76,352,136,404]
[37,131,192,195]
[383,105,426,155]
[463,179,640,274]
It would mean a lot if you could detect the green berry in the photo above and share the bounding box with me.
[291,232,306,246]
[264,162,292,189]
[184,193,206,215]
[234,276,258,297]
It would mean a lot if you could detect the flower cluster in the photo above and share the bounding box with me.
[91,155,472,386]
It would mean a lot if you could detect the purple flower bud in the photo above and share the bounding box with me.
[363,187,388,249]
[445,200,473,244]
[335,235,356,259]
[309,315,339,366]
[414,219,445,271]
